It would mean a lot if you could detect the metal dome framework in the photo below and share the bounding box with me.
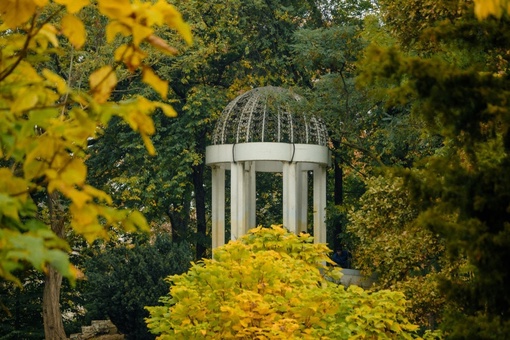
[206,86,330,248]
[212,86,329,146]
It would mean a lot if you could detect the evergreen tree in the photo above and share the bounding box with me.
[82,234,192,339]
[359,0,510,336]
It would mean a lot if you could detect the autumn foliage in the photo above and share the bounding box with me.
[146,226,421,339]
[0,0,190,284]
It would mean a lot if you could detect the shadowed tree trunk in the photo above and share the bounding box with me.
[334,154,343,205]
[193,128,208,260]
[43,192,67,340]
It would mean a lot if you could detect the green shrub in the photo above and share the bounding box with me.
[146,226,422,339]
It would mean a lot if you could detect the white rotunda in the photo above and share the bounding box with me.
[205,86,330,248]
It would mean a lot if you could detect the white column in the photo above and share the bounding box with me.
[212,166,225,249]
[231,162,246,240]
[313,165,327,244]
[283,162,298,233]
[237,162,246,238]
[298,167,308,234]
[282,162,289,230]
[246,161,256,232]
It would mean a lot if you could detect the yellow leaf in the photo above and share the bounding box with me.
[89,66,117,104]
[127,210,149,231]
[53,0,89,13]
[126,108,155,134]
[10,61,43,84]
[114,45,147,72]
[11,87,38,113]
[65,187,91,209]
[69,264,85,280]
[61,14,86,49]
[0,168,30,199]
[50,177,90,208]
[141,133,156,156]
[143,4,165,27]
[155,102,178,117]
[60,158,87,186]
[98,0,132,19]
[142,67,168,99]
[83,185,112,204]
[70,203,96,226]
[135,96,156,114]
[132,22,153,47]
[23,156,46,182]
[70,204,107,243]
[64,108,97,144]
[0,0,44,28]
[474,0,503,19]
[114,44,129,61]
[44,169,58,180]
[39,24,59,47]
[154,0,192,45]
[106,21,131,43]
[42,69,68,94]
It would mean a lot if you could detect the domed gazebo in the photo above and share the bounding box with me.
[206,86,330,248]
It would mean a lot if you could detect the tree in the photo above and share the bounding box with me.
[289,1,442,249]
[347,174,451,329]
[358,0,510,336]
[146,226,421,339]
[0,1,191,338]
[81,234,192,339]
[0,270,45,339]
[86,0,335,260]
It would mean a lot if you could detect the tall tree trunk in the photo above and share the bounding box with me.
[43,192,67,340]
[334,155,343,205]
[168,200,190,242]
[193,162,207,260]
[332,144,344,249]
[193,128,208,260]
[193,128,209,260]
[43,267,66,339]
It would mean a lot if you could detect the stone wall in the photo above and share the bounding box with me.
[69,320,124,340]
[340,269,376,289]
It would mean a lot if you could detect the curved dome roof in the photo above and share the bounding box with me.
[212,86,328,146]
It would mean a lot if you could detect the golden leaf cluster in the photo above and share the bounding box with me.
[0,0,190,284]
[146,226,420,339]
[474,0,510,19]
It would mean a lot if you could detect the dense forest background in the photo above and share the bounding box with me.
[1,0,510,338]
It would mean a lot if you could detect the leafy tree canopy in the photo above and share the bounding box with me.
[82,233,193,339]
[0,0,190,284]
[358,0,510,336]
[146,226,422,339]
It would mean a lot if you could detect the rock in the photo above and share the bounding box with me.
[69,320,124,340]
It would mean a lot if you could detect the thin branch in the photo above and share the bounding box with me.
[340,139,385,167]
[60,48,74,116]
[337,155,367,178]
[0,7,65,81]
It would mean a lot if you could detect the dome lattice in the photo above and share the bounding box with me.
[212,86,328,146]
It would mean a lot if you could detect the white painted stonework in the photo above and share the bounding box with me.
[206,86,331,249]
[206,142,330,248]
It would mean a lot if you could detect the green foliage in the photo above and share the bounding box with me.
[146,226,420,339]
[87,0,344,258]
[347,174,450,328]
[0,265,86,338]
[82,234,193,340]
[0,0,190,284]
[0,271,44,339]
[358,0,510,336]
